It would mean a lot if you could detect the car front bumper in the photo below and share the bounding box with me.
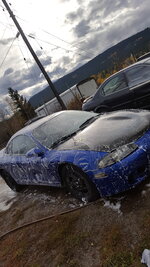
[90,131,150,197]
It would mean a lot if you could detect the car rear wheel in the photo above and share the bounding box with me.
[61,164,100,202]
[1,170,24,192]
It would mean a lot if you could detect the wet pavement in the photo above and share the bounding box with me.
[0,178,16,212]
[0,176,84,236]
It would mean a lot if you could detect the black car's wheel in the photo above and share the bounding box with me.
[61,164,100,202]
[0,170,24,192]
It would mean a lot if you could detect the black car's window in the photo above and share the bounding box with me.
[101,74,127,96]
[7,135,35,155]
[126,65,150,88]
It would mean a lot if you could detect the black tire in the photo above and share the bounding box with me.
[61,164,100,202]
[1,170,24,192]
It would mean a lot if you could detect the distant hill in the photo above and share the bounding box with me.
[29,28,150,108]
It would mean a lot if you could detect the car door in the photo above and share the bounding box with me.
[98,72,135,110]
[25,149,61,186]
[6,135,37,185]
[125,64,150,109]
[7,134,60,186]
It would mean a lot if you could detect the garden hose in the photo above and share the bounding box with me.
[0,199,101,241]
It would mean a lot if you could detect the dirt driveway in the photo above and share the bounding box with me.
[0,176,150,266]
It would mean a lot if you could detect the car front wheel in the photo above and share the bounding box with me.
[61,164,100,202]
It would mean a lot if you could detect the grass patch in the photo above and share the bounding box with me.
[11,202,36,225]
[67,94,82,110]
[104,251,134,267]
[14,247,24,258]
[100,224,135,266]
[41,211,89,266]
[1,202,150,266]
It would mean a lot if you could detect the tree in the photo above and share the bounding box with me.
[8,87,36,121]
[0,108,6,121]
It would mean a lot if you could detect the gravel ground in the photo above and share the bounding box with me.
[1,176,150,266]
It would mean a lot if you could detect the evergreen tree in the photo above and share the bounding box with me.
[8,87,36,121]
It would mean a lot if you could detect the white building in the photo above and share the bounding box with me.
[35,78,98,116]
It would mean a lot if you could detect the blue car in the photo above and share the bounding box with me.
[0,110,150,202]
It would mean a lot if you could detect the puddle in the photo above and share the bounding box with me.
[0,178,16,212]
[0,177,82,215]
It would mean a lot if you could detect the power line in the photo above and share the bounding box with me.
[1,7,40,85]
[14,13,76,47]
[0,8,51,85]
[0,34,16,70]
[16,16,95,58]
[31,34,76,95]
[32,35,51,61]
[28,34,72,53]
[15,14,94,57]
[17,39,39,85]
[0,6,79,56]
[2,0,67,110]
[10,11,93,57]
[0,25,7,59]
[0,24,7,41]
[0,3,95,59]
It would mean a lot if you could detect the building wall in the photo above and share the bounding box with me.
[35,79,98,116]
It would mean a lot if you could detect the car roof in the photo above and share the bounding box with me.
[137,52,150,61]
[123,56,150,70]
[106,57,150,79]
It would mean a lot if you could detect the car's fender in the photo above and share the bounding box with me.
[94,105,110,113]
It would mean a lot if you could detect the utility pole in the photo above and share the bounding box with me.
[2,0,67,110]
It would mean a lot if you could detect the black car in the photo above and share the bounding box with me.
[82,57,150,113]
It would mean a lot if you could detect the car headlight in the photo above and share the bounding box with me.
[99,143,138,169]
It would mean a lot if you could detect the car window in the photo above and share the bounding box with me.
[101,74,127,96]
[32,111,97,148]
[126,65,150,87]
[7,135,36,155]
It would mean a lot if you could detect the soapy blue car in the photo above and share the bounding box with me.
[0,110,150,202]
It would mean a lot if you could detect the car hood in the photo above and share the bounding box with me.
[57,110,150,152]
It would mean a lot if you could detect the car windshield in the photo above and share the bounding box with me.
[32,111,98,148]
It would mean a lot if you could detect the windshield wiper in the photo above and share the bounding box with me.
[79,115,99,129]
[51,131,77,148]
[51,115,99,148]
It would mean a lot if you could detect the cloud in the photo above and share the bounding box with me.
[0,0,150,111]
[67,0,150,65]
[48,66,67,80]
[66,8,84,23]
[0,51,64,102]
[4,68,14,76]
[87,0,129,20]
[36,50,43,57]
[0,37,14,45]
[41,56,52,66]
[60,56,70,65]
[73,20,91,38]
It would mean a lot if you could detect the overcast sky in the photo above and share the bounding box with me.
[0,0,150,112]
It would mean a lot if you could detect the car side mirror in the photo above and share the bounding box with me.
[26,147,44,158]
